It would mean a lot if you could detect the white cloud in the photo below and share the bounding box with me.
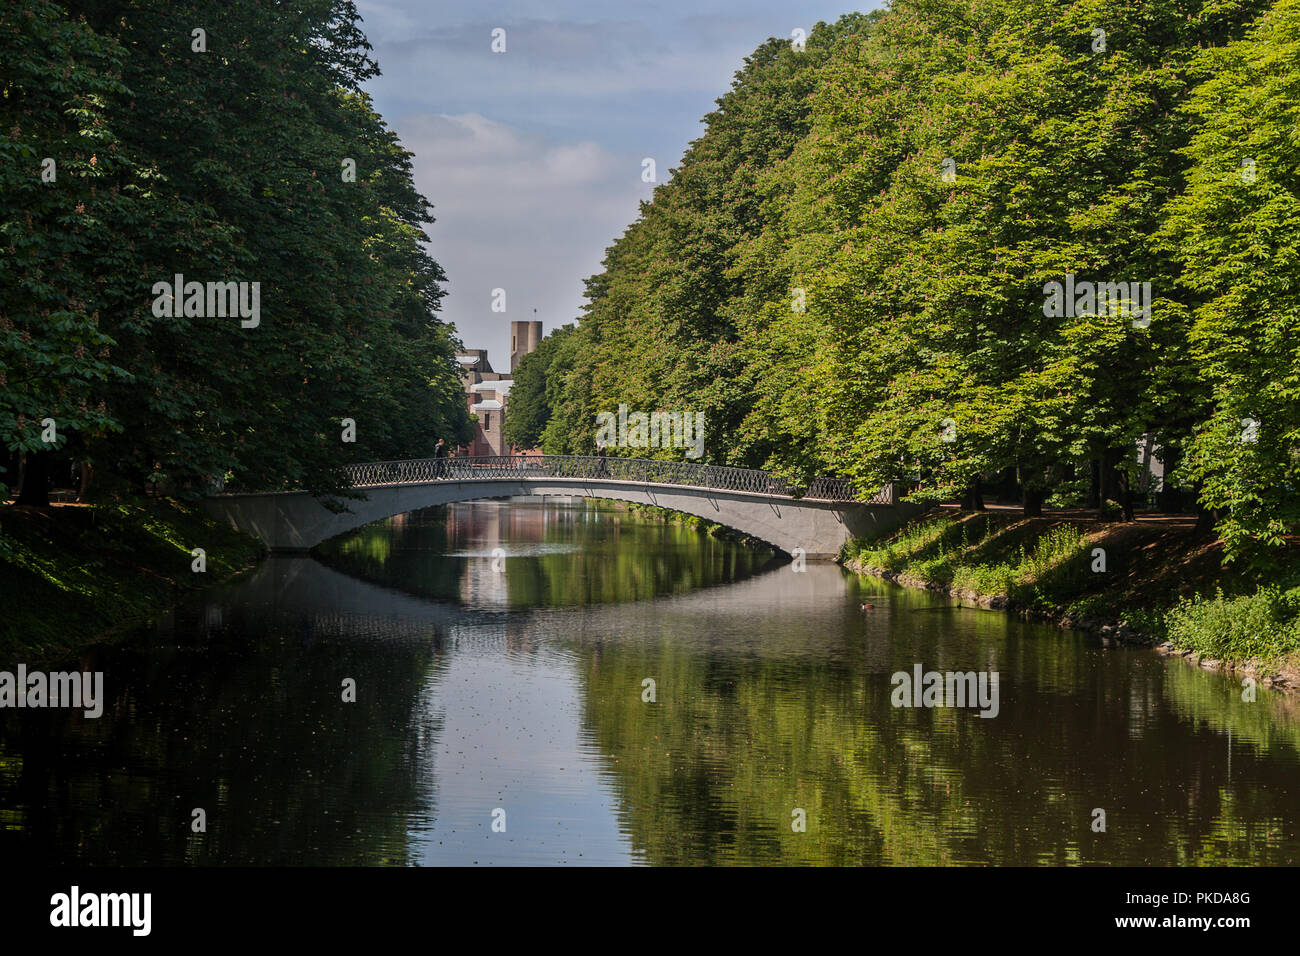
[353,0,880,362]
[375,19,747,97]
[397,113,646,357]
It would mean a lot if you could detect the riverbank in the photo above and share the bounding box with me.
[840,510,1300,691]
[0,499,265,659]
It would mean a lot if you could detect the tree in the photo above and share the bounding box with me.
[1161,0,1300,560]
[0,0,131,504]
[555,15,880,464]
[1,0,471,503]
[502,324,575,451]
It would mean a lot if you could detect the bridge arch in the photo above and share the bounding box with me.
[204,458,922,560]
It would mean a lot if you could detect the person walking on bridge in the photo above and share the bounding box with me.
[433,438,448,478]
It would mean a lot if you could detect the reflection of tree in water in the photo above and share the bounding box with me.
[0,597,449,866]
[316,500,777,608]
[575,629,1300,866]
[317,506,465,603]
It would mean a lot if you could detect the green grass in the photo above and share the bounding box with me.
[1165,586,1300,666]
[843,511,1300,670]
[847,515,1090,604]
[0,498,265,659]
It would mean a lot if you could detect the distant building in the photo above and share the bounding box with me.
[510,320,542,373]
[456,321,543,457]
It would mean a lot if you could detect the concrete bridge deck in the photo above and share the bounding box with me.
[204,455,923,559]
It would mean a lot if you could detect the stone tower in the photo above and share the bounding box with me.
[510,320,542,373]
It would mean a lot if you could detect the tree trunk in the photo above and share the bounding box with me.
[78,461,94,502]
[1023,486,1044,517]
[1195,505,1224,536]
[1086,457,1101,509]
[961,482,985,511]
[1117,468,1135,522]
[990,466,1017,505]
[1098,449,1122,507]
[16,450,51,506]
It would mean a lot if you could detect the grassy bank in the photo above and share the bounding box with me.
[0,499,265,659]
[841,511,1300,681]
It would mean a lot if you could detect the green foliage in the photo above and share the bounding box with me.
[0,498,264,655]
[0,1,131,459]
[1099,499,1124,521]
[534,0,1291,560]
[1165,586,1300,665]
[0,0,470,497]
[774,0,1260,502]
[848,509,1300,666]
[1001,524,1092,604]
[502,324,576,450]
[850,514,1090,604]
[536,14,881,467]
[1160,0,1300,561]
[845,514,970,572]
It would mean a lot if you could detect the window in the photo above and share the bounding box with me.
[512,335,517,351]
[484,413,491,430]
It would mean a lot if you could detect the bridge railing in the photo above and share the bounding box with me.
[342,455,892,503]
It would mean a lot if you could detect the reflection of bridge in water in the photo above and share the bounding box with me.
[215,551,872,655]
[205,455,924,558]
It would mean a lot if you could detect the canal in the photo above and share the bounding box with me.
[2,498,1298,865]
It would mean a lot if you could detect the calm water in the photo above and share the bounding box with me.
[3,498,1299,865]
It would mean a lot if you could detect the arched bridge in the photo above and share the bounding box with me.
[203,455,925,559]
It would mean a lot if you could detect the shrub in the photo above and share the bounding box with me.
[1164,586,1300,665]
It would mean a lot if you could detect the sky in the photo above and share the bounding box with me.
[353,0,878,369]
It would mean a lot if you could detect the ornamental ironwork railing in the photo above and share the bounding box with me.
[341,455,893,504]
